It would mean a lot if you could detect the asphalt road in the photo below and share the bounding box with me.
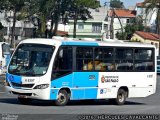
[0,75,160,120]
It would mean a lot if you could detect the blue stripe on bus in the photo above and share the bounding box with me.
[73,72,98,99]
[6,73,22,84]
[62,42,98,46]
[50,73,73,100]
[50,72,99,100]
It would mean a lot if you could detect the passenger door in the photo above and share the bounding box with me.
[72,47,98,100]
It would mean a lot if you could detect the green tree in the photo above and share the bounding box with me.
[0,0,27,47]
[116,17,145,40]
[109,0,124,39]
[68,0,99,38]
[51,0,68,37]
[144,0,160,35]
[18,0,99,38]
[18,0,56,38]
[19,0,68,38]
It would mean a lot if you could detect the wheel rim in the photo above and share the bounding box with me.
[118,93,124,103]
[58,93,66,104]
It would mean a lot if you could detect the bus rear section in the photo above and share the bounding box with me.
[50,45,156,105]
[5,39,157,106]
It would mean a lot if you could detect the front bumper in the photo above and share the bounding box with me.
[5,86,50,100]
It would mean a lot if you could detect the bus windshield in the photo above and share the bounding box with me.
[8,44,54,76]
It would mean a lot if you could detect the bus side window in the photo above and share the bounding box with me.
[115,48,133,71]
[52,47,73,79]
[94,47,114,71]
[134,49,153,71]
[76,47,93,71]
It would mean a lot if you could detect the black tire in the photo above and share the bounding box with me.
[55,90,70,106]
[18,97,32,105]
[114,89,127,105]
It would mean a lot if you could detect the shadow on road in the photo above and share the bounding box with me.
[67,100,145,106]
[0,98,145,106]
[0,98,19,105]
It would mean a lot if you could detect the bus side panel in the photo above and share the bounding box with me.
[84,88,98,99]
[72,72,99,100]
[97,72,119,99]
[71,88,85,100]
[128,87,154,97]
[50,73,73,100]
[97,72,156,99]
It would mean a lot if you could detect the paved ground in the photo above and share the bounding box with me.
[0,75,160,120]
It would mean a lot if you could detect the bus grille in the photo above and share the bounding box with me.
[12,91,32,96]
[11,82,34,88]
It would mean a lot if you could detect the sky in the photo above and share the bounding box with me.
[100,0,144,8]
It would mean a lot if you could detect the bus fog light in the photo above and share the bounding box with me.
[33,93,37,96]
[34,84,49,89]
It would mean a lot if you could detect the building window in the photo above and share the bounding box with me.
[127,19,130,24]
[155,43,158,48]
[92,23,102,33]
[78,23,84,29]
[103,24,108,31]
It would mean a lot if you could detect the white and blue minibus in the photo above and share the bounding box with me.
[5,38,157,106]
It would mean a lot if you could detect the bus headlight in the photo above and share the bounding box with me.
[34,84,49,89]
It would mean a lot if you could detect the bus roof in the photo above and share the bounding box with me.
[20,38,155,48]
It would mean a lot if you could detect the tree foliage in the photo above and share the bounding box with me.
[0,0,100,45]
[17,0,56,38]
[65,0,99,38]
[144,0,160,35]
[109,0,124,39]
[0,0,27,47]
[116,17,145,40]
[21,0,99,38]
[110,0,124,8]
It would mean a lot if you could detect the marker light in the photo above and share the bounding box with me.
[34,84,49,89]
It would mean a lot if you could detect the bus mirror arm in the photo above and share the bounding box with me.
[2,52,4,58]
[2,43,5,58]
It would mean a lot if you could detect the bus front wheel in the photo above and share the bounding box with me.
[55,90,69,106]
[115,89,127,105]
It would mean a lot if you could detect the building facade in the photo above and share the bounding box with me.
[68,7,109,40]
[108,9,136,39]
[131,31,160,55]
[0,11,35,44]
